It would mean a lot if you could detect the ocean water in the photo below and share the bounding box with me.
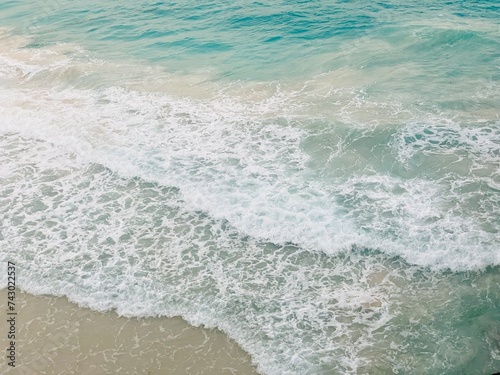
[0,0,499,374]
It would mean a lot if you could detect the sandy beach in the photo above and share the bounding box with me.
[0,289,259,375]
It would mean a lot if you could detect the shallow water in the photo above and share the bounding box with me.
[0,1,499,374]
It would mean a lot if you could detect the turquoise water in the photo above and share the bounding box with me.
[0,1,499,374]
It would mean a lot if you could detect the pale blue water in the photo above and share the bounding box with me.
[0,1,499,374]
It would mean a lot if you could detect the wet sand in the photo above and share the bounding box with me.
[0,289,259,375]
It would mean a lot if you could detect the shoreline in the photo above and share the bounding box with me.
[0,289,259,375]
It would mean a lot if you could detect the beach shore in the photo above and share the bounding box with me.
[0,289,259,375]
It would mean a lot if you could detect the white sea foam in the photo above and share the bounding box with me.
[0,34,498,272]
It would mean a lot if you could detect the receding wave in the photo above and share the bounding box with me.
[1,32,498,271]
